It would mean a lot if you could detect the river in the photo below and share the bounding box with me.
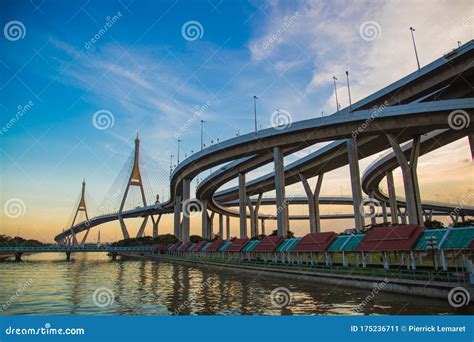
[0,253,469,315]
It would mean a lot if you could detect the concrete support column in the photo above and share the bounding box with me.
[201,200,208,239]
[382,202,388,223]
[469,132,474,161]
[386,170,398,224]
[261,218,266,235]
[387,134,422,225]
[173,195,182,239]
[347,138,365,231]
[226,216,230,240]
[299,173,324,233]
[274,146,288,236]
[409,136,423,225]
[152,214,162,238]
[238,172,247,238]
[218,214,224,239]
[370,191,377,226]
[247,194,263,238]
[208,212,215,239]
[181,179,191,242]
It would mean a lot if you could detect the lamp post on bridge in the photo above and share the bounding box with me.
[200,120,205,150]
[177,139,181,164]
[410,27,421,70]
[333,76,340,113]
[345,71,352,113]
[253,95,259,132]
[169,154,174,180]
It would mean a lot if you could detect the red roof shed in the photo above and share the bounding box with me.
[293,232,337,252]
[206,239,226,252]
[254,236,285,253]
[189,240,208,252]
[226,238,250,252]
[355,224,423,252]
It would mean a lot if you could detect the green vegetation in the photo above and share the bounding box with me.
[190,235,204,243]
[424,220,445,229]
[269,230,294,238]
[111,234,179,247]
[0,234,44,247]
[453,219,474,227]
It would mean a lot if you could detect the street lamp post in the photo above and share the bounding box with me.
[345,71,352,113]
[333,76,340,113]
[200,120,205,150]
[169,154,174,180]
[253,96,259,132]
[177,139,181,164]
[410,27,421,70]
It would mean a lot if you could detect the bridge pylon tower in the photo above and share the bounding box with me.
[118,133,148,239]
[69,179,90,246]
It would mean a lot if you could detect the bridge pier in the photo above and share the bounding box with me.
[173,194,182,239]
[382,202,388,223]
[111,252,117,261]
[387,135,423,225]
[261,218,266,235]
[182,178,191,242]
[347,138,365,231]
[370,191,377,226]
[247,193,263,238]
[274,146,288,236]
[201,200,209,239]
[218,213,224,239]
[14,252,23,262]
[65,251,71,261]
[238,172,248,238]
[152,214,161,238]
[226,215,230,240]
[299,173,323,233]
[386,170,399,224]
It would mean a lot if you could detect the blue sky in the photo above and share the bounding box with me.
[1,0,472,241]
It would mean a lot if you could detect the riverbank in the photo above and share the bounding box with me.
[137,253,473,301]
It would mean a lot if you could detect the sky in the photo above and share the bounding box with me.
[0,0,473,243]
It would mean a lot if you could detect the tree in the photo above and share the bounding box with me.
[190,235,203,243]
[424,220,445,229]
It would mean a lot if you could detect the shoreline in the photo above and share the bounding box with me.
[126,253,473,301]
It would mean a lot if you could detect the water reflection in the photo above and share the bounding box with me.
[0,253,469,315]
